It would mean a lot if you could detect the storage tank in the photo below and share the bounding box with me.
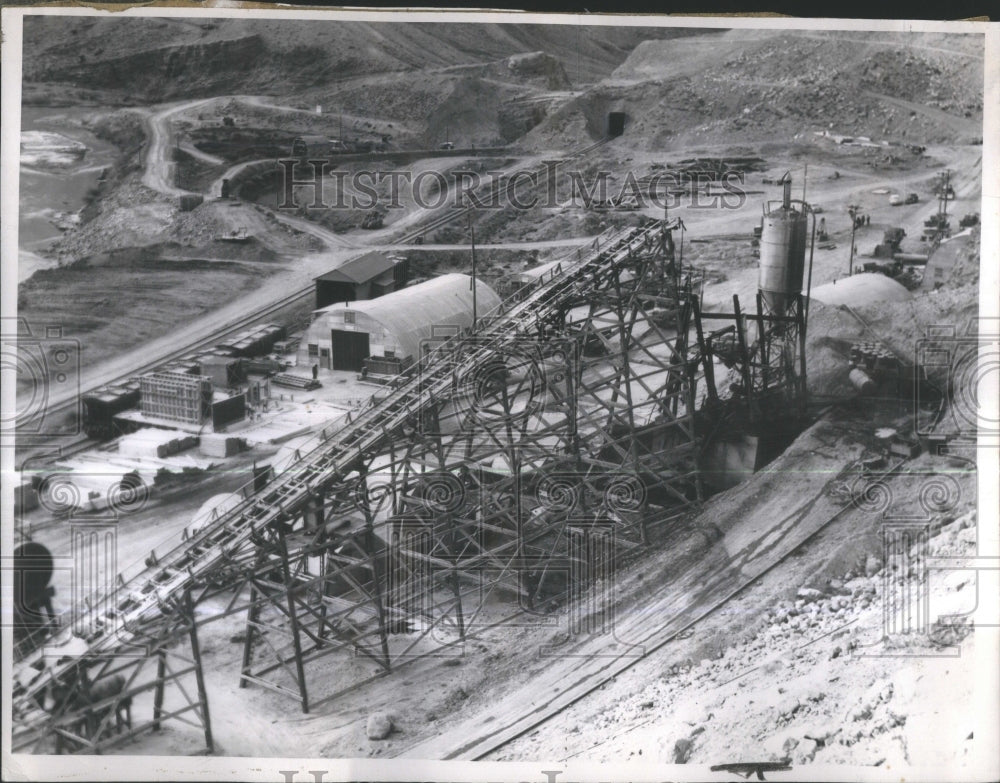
[849,367,877,396]
[759,176,808,312]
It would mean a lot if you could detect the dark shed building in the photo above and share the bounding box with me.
[291,135,334,157]
[314,251,409,308]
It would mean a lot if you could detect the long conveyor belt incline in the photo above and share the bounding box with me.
[12,221,675,731]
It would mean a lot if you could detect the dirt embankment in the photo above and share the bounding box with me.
[499,508,979,767]
[17,252,267,358]
[525,30,983,153]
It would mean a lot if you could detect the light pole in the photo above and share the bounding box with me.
[847,204,861,275]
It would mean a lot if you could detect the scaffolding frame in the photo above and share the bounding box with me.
[13,221,711,743]
[139,372,213,425]
[12,590,212,755]
[699,291,808,425]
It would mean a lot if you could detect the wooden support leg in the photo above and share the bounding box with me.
[277,535,310,714]
[449,520,466,642]
[186,591,214,753]
[316,552,329,643]
[152,650,166,731]
[240,582,260,688]
[366,520,392,672]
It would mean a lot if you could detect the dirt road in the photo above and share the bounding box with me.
[141,97,217,196]
[178,141,224,166]
[861,90,981,138]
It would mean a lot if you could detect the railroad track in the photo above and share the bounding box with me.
[12,141,624,744]
[18,137,612,470]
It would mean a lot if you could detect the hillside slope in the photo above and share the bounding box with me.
[22,17,708,99]
[525,28,984,150]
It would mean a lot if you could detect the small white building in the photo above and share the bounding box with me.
[300,273,502,372]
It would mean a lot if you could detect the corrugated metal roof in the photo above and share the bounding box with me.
[317,273,502,360]
[315,251,397,285]
[920,231,970,291]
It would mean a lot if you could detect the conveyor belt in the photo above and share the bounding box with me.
[12,221,679,730]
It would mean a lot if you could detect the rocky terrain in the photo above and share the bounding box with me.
[499,508,979,769]
[526,29,984,151]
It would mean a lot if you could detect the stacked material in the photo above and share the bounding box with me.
[849,342,900,375]
[198,433,245,458]
[216,323,287,357]
[271,373,321,390]
[118,429,199,459]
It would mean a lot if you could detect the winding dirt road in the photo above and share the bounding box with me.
[141,98,217,196]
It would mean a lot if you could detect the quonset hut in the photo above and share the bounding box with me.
[300,273,502,373]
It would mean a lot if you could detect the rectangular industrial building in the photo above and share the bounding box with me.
[314,251,409,308]
[139,372,213,425]
[211,392,247,431]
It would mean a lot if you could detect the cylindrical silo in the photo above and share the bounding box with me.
[758,200,808,313]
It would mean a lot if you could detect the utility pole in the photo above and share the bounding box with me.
[939,169,952,220]
[847,204,861,276]
[469,211,477,332]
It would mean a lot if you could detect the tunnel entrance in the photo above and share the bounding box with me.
[606,112,626,138]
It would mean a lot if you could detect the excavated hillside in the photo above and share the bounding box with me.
[22,17,707,101]
[526,28,984,150]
